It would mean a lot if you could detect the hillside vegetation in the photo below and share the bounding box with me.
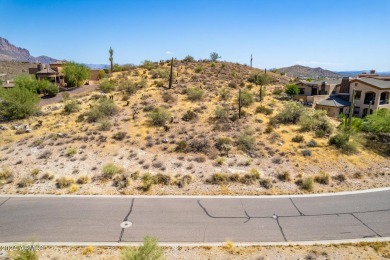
[0,59,389,195]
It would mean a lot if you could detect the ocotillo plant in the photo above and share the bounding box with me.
[168,57,174,89]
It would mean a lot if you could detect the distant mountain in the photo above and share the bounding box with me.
[84,64,109,70]
[278,65,341,78]
[0,37,58,64]
[336,70,390,77]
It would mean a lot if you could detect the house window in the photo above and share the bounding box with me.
[364,92,376,105]
[354,106,360,115]
[355,90,362,99]
[380,92,389,105]
[299,88,305,95]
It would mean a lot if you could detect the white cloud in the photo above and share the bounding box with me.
[165,51,173,55]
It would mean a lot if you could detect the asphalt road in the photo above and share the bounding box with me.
[0,191,389,243]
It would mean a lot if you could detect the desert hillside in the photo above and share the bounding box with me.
[0,60,389,195]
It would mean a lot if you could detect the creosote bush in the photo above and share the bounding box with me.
[314,171,330,185]
[87,98,118,122]
[56,177,75,189]
[237,132,255,152]
[301,177,314,191]
[77,175,89,184]
[18,177,34,188]
[186,87,204,101]
[255,106,273,115]
[121,236,165,260]
[329,134,357,153]
[98,78,116,93]
[182,110,197,121]
[291,135,304,143]
[63,98,80,114]
[299,109,332,134]
[272,101,305,124]
[239,89,254,107]
[102,163,123,179]
[141,173,154,191]
[277,171,291,182]
[260,178,272,189]
[112,131,127,141]
[149,107,171,126]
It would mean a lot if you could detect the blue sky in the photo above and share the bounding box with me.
[1,0,389,71]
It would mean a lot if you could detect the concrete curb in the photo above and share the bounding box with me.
[1,237,389,247]
[0,187,389,199]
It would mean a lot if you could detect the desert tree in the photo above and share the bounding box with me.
[210,52,221,62]
[285,84,300,98]
[63,62,90,87]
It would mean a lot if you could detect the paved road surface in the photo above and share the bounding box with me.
[0,191,389,243]
[39,84,97,106]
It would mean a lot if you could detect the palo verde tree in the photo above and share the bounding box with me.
[109,47,114,73]
[63,62,90,88]
[210,52,221,62]
[285,84,300,98]
[248,73,271,102]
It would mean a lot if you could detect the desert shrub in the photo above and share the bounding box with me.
[291,135,304,143]
[186,87,204,101]
[0,168,13,183]
[31,169,40,177]
[151,68,169,79]
[175,140,188,152]
[18,177,34,188]
[299,109,332,133]
[77,175,89,184]
[285,84,299,97]
[194,65,203,73]
[215,137,232,153]
[363,109,390,134]
[272,88,283,95]
[301,177,314,191]
[219,88,230,100]
[208,173,228,184]
[237,133,255,152]
[215,157,225,165]
[62,92,70,100]
[37,80,59,96]
[182,110,197,121]
[334,174,347,182]
[149,107,171,126]
[12,243,39,260]
[98,78,116,93]
[102,163,123,179]
[86,98,118,122]
[98,70,106,79]
[189,138,210,153]
[153,173,171,185]
[113,131,127,141]
[37,150,52,159]
[314,171,330,185]
[121,236,164,260]
[68,184,79,193]
[41,172,54,180]
[119,80,137,95]
[162,92,177,103]
[66,147,77,157]
[315,129,326,137]
[0,85,40,120]
[272,101,305,124]
[98,119,112,131]
[255,106,273,115]
[240,169,260,184]
[329,134,357,153]
[113,174,131,189]
[307,140,318,147]
[260,178,272,189]
[215,106,229,121]
[56,177,75,189]
[63,62,90,87]
[63,98,80,114]
[277,171,291,182]
[177,174,193,188]
[301,149,312,157]
[239,89,254,107]
[183,55,195,62]
[141,173,154,191]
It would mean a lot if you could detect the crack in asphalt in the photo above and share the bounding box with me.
[289,198,304,216]
[0,198,10,208]
[275,215,287,242]
[351,213,382,237]
[118,198,135,243]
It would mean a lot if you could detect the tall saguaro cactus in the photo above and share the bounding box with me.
[348,89,356,131]
[168,57,174,89]
[109,47,114,73]
[250,54,253,68]
[238,89,242,119]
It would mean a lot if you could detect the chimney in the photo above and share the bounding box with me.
[370,70,376,74]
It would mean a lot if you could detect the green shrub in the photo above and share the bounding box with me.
[363,109,390,133]
[215,157,225,165]
[0,86,40,120]
[153,173,171,185]
[301,177,314,191]
[119,79,137,95]
[175,140,188,152]
[121,236,165,260]
[314,171,330,185]
[0,168,13,182]
[87,98,118,122]
[194,65,203,73]
[141,173,154,191]
[113,174,131,189]
[209,173,228,184]
[63,98,80,114]
[255,106,273,115]
[63,62,90,87]
[215,106,229,121]
[66,147,77,157]
[334,174,347,182]
[56,177,75,189]
[315,129,326,137]
[102,163,123,179]
[299,109,332,134]
[239,89,254,107]
[329,134,356,153]
[285,84,299,97]
[13,243,39,260]
[177,174,193,188]
[98,119,112,131]
[272,88,283,95]
[292,135,304,143]
[219,88,230,100]
[307,140,318,147]
[237,133,255,152]
[272,101,305,124]
[186,87,204,101]
[183,55,195,62]
[149,107,171,126]
[301,149,312,157]
[215,137,232,153]
[41,172,54,180]
[98,79,116,93]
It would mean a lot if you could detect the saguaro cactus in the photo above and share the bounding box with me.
[168,57,174,89]
[238,89,242,119]
[250,54,253,68]
[348,89,356,131]
[109,47,114,73]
